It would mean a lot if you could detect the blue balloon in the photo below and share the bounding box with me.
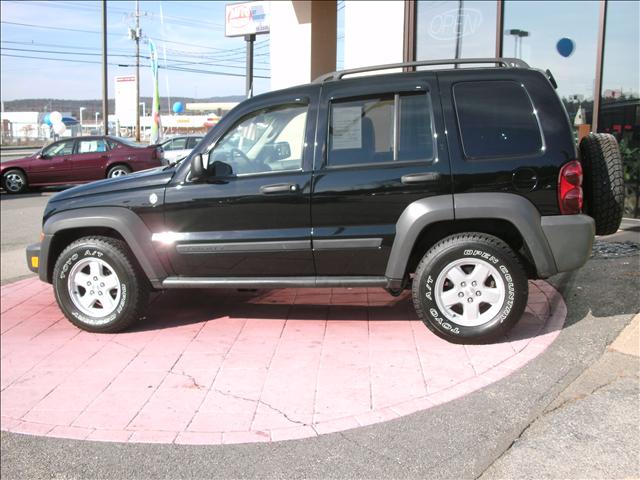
[556,37,575,58]
[172,101,184,114]
[43,113,52,126]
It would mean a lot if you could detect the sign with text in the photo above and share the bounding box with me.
[114,75,136,126]
[225,1,269,37]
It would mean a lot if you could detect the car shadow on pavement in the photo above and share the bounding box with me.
[132,288,414,333]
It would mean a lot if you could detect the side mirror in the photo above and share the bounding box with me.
[190,153,206,181]
[209,160,233,178]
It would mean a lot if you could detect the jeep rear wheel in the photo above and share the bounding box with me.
[412,233,528,344]
[52,236,149,333]
[579,133,624,235]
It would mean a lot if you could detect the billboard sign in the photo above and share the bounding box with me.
[115,75,136,126]
[225,1,269,37]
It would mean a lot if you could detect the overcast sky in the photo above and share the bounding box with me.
[0,0,272,101]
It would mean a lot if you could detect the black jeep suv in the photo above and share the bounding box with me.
[26,58,624,343]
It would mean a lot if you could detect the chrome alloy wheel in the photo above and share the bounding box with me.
[108,167,129,178]
[4,172,25,192]
[67,258,121,319]
[434,258,506,327]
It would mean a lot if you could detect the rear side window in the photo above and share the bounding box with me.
[327,92,434,167]
[77,139,107,154]
[453,81,543,159]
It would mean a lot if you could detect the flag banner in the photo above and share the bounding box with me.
[149,40,161,144]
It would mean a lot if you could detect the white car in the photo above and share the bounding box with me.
[160,135,204,163]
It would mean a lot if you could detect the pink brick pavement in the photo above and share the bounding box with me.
[0,278,566,445]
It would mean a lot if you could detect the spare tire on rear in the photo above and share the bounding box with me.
[579,133,624,235]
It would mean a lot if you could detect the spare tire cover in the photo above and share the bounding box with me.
[579,133,624,235]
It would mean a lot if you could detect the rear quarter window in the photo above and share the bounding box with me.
[453,80,544,159]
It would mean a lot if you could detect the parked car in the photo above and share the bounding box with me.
[1,135,165,193]
[159,135,204,163]
[26,58,624,342]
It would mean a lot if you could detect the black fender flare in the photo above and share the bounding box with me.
[385,193,558,281]
[41,207,167,288]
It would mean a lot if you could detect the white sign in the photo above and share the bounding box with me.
[115,75,137,126]
[225,1,269,37]
[332,106,362,150]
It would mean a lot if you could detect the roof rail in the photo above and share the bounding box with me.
[313,58,530,83]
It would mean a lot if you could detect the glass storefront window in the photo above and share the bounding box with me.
[416,1,497,61]
[503,1,600,133]
[598,1,640,217]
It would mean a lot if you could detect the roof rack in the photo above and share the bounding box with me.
[313,57,530,83]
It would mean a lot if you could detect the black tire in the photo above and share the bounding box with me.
[107,164,132,178]
[52,236,149,333]
[411,233,528,344]
[579,133,624,235]
[2,169,28,194]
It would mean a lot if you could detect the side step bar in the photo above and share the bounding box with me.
[162,276,389,289]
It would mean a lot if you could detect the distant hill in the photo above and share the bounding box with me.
[2,96,246,117]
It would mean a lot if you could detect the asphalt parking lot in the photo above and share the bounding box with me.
[1,189,639,479]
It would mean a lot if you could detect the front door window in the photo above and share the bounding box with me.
[207,104,308,175]
[43,140,75,157]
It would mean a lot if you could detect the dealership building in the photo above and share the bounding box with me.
[266,0,638,216]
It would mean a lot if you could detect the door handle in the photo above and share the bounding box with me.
[401,172,440,184]
[260,183,299,194]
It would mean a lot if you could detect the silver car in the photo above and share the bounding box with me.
[159,135,204,163]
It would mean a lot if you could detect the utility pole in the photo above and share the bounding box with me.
[135,0,141,141]
[102,0,109,135]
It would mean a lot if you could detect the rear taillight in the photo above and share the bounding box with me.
[558,160,583,214]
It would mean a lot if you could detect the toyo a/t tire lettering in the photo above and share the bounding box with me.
[52,236,149,333]
[412,233,528,344]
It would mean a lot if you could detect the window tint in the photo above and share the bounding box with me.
[44,140,75,157]
[207,104,307,175]
[398,94,434,161]
[328,93,434,167]
[77,139,107,154]
[454,81,542,159]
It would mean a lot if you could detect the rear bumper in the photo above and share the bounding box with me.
[26,242,41,274]
[541,214,595,273]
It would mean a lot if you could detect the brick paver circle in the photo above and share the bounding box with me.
[1,278,566,445]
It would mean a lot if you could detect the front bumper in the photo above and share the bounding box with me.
[541,214,595,273]
[26,242,41,274]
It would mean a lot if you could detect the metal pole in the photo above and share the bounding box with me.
[592,0,608,133]
[135,0,141,141]
[102,0,109,135]
[495,0,504,57]
[245,34,255,98]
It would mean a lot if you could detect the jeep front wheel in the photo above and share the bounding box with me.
[412,233,528,344]
[52,236,149,333]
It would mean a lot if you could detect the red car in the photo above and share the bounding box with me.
[1,136,165,194]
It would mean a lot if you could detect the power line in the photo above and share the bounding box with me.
[0,20,265,54]
[1,53,270,79]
